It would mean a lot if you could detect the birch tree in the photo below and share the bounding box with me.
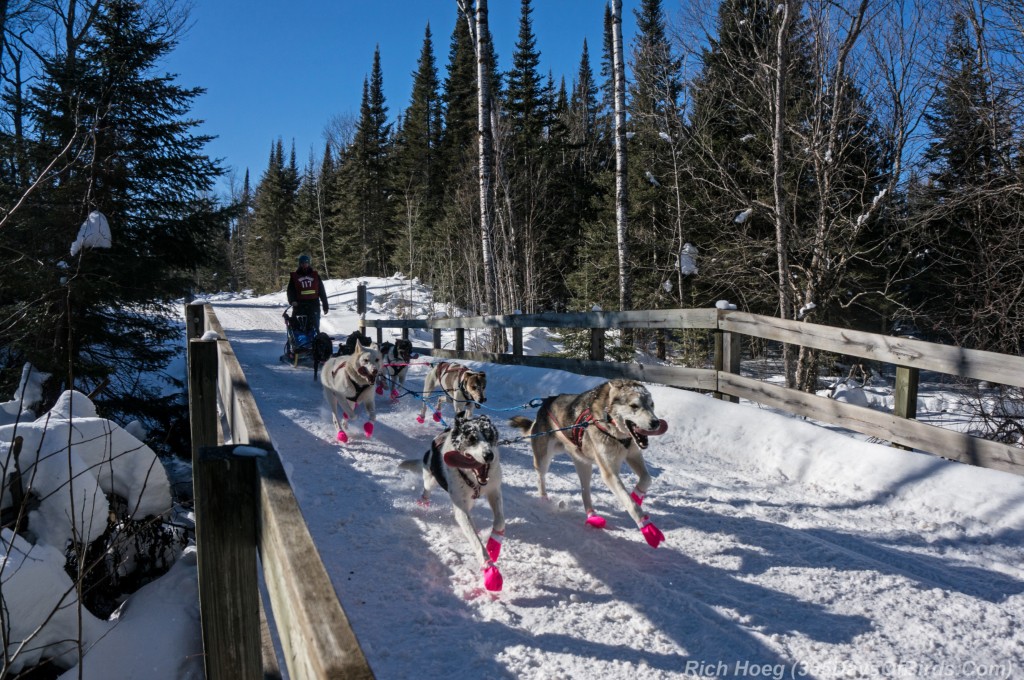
[611,0,632,314]
[456,0,499,321]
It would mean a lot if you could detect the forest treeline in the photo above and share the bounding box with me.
[235,0,1024,376]
[2,0,1023,421]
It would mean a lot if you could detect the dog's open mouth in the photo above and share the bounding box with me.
[443,450,490,486]
[626,419,668,449]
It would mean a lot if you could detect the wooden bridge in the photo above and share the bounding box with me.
[186,302,1024,678]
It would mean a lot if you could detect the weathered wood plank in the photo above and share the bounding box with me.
[719,311,1024,388]
[427,308,720,330]
[718,373,1024,476]
[205,308,376,680]
[362,318,429,330]
[430,349,718,391]
[195,446,262,680]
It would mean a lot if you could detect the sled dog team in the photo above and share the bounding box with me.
[317,333,669,593]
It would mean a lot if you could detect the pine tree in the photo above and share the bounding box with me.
[627,0,686,310]
[248,139,295,291]
[392,24,444,280]
[334,47,394,277]
[917,12,1022,352]
[1,0,227,418]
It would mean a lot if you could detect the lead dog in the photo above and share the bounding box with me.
[320,341,382,444]
[417,361,487,424]
[509,379,669,547]
[376,338,414,399]
[400,413,505,591]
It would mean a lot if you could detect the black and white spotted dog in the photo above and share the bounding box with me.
[376,338,414,399]
[400,413,506,592]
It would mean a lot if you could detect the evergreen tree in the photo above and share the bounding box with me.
[335,47,394,277]
[248,139,295,291]
[627,0,687,310]
[392,24,444,280]
[916,12,1022,352]
[0,0,227,419]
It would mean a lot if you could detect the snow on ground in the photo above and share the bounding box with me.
[206,277,1024,680]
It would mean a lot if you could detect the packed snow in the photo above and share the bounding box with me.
[3,274,1023,679]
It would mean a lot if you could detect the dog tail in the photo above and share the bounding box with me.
[509,415,534,434]
[399,458,422,473]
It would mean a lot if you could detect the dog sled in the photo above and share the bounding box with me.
[281,307,320,366]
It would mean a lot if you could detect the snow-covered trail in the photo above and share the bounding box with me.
[211,282,1024,680]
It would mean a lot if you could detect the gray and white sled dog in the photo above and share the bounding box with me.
[509,379,669,547]
[320,340,382,444]
[416,361,487,423]
[400,413,506,592]
[377,338,414,399]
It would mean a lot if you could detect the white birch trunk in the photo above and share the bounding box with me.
[458,0,499,319]
[611,0,632,313]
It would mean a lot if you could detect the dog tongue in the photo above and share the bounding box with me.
[443,450,481,470]
[635,419,668,437]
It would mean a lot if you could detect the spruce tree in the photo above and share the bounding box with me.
[627,0,687,310]
[392,24,444,280]
[248,139,295,291]
[334,47,394,277]
[1,0,227,420]
[917,13,1022,352]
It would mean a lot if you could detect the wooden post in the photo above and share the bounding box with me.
[433,328,442,351]
[893,365,920,450]
[589,328,605,361]
[195,445,262,680]
[189,339,219,465]
[456,328,465,352]
[186,302,206,341]
[402,327,409,341]
[375,327,383,345]
[512,327,523,357]
[656,330,666,360]
[713,331,741,402]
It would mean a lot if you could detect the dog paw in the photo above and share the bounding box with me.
[432,411,442,423]
[585,514,607,529]
[640,518,665,548]
[630,489,645,506]
[486,533,503,562]
[416,414,425,424]
[336,430,348,444]
[390,389,400,400]
[483,565,503,592]
[416,497,430,508]
[375,384,384,395]
[363,422,374,438]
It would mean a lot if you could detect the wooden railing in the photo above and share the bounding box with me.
[364,308,1024,477]
[186,303,375,680]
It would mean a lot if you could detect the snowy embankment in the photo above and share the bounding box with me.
[211,276,1024,680]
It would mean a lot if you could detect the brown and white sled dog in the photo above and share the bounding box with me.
[509,379,669,547]
[376,338,414,399]
[400,413,506,591]
[320,341,382,444]
[416,361,487,424]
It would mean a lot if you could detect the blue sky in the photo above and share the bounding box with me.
[164,1,641,196]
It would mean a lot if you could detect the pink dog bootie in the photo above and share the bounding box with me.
[375,384,384,395]
[416,414,425,424]
[390,388,400,400]
[432,411,442,423]
[483,564,503,592]
[363,422,374,438]
[640,517,665,548]
[486,530,504,562]
[585,512,607,529]
[336,430,348,444]
[630,486,645,507]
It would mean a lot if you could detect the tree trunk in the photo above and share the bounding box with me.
[772,0,796,386]
[611,0,632,321]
